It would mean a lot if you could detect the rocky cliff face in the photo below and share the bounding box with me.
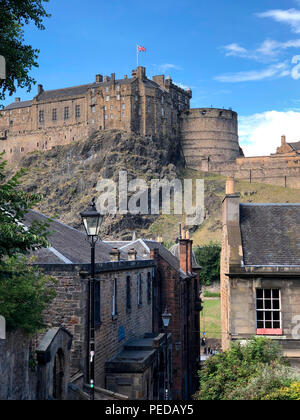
[17,130,185,240]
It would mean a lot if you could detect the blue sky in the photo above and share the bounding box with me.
[3,0,300,156]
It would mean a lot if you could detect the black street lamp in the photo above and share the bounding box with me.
[161,307,172,400]
[80,198,104,400]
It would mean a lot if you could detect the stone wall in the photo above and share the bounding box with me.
[0,330,37,400]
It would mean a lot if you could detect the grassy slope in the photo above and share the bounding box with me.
[200,299,221,340]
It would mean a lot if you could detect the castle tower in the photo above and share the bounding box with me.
[179,108,241,170]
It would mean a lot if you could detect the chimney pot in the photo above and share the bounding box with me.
[281,135,286,146]
[128,248,137,261]
[15,98,20,102]
[96,74,103,83]
[38,84,44,95]
[124,75,127,79]
[226,177,235,195]
[110,248,120,262]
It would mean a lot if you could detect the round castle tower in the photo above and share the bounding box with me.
[180,108,241,170]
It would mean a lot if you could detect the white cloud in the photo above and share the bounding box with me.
[257,9,300,34]
[239,110,300,156]
[222,38,300,60]
[215,62,289,83]
[151,63,182,73]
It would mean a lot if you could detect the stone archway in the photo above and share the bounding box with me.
[53,349,65,400]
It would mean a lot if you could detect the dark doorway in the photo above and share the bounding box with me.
[53,349,65,400]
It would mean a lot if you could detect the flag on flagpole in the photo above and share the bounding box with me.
[137,45,146,67]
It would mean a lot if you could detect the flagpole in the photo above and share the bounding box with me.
[137,45,139,68]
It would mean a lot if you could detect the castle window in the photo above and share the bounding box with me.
[105,86,109,93]
[112,278,118,317]
[75,105,80,118]
[91,105,96,113]
[122,104,125,110]
[104,114,108,120]
[39,110,44,123]
[37,142,39,147]
[117,94,120,101]
[106,95,110,102]
[126,276,131,312]
[135,95,138,101]
[137,274,142,306]
[20,147,24,152]
[122,96,125,102]
[91,97,95,105]
[256,289,282,335]
[110,114,113,119]
[64,107,69,120]
[110,105,113,110]
[104,106,107,111]
[162,108,165,117]
[116,85,120,91]
[147,105,151,113]
[121,112,125,119]
[161,96,164,104]
[52,109,57,121]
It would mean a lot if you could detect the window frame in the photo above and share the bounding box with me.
[112,278,118,318]
[137,274,142,306]
[256,288,282,335]
[126,276,131,312]
[64,106,69,120]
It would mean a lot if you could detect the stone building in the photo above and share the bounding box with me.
[0,66,191,163]
[221,178,300,369]
[22,210,170,400]
[104,234,202,400]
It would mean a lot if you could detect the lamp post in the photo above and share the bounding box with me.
[80,198,103,401]
[162,307,172,401]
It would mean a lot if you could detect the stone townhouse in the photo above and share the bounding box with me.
[0,66,191,163]
[104,233,202,400]
[23,210,171,400]
[221,178,300,369]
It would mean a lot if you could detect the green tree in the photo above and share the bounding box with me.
[194,337,286,400]
[0,256,56,333]
[0,154,49,258]
[0,154,55,333]
[194,243,221,286]
[0,0,50,102]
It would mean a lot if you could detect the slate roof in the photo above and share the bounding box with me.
[106,239,192,278]
[24,210,128,264]
[288,142,300,152]
[240,204,300,266]
[4,100,33,110]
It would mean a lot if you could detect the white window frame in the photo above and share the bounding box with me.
[112,278,117,317]
[256,289,282,332]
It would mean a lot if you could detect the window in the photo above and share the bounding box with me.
[121,112,125,119]
[256,289,282,335]
[135,95,138,102]
[110,114,113,119]
[116,85,120,91]
[147,272,152,304]
[112,278,118,317]
[161,96,164,104]
[95,281,101,325]
[106,95,110,102]
[162,108,165,117]
[137,274,142,306]
[104,114,108,120]
[75,105,80,118]
[91,105,96,113]
[126,276,131,311]
[110,105,113,110]
[122,104,125,110]
[39,110,44,123]
[105,86,109,93]
[64,107,69,120]
[91,97,95,105]
[117,94,120,101]
[52,108,57,121]
[104,106,107,111]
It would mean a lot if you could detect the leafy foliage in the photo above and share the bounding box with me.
[0,154,55,333]
[0,256,56,333]
[0,154,49,258]
[194,243,221,286]
[264,382,300,400]
[0,0,50,102]
[194,337,287,400]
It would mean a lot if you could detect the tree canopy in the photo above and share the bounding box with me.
[0,0,50,102]
[194,243,221,286]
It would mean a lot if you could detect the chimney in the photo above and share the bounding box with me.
[38,84,44,95]
[226,177,235,195]
[104,76,110,82]
[187,237,193,274]
[179,237,189,274]
[152,75,165,87]
[281,135,286,146]
[15,98,20,102]
[124,75,128,79]
[110,248,120,262]
[136,66,146,79]
[111,73,116,84]
[132,69,137,77]
[128,248,137,261]
[150,248,159,262]
[96,74,103,83]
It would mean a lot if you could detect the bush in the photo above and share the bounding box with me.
[194,243,221,286]
[228,365,300,400]
[194,337,285,400]
[0,257,56,334]
[264,382,300,400]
